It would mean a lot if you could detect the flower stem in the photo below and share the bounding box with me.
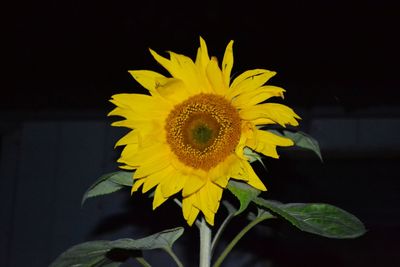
[136,257,152,267]
[212,214,274,267]
[199,217,212,267]
[165,248,184,267]
[211,212,234,256]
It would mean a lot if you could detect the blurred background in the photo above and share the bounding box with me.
[4,0,400,266]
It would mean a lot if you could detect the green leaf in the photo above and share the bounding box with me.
[253,198,366,239]
[50,227,184,267]
[102,263,122,267]
[247,207,276,222]
[268,130,323,162]
[109,171,135,186]
[243,147,265,167]
[109,227,184,250]
[227,180,261,215]
[81,171,134,206]
[49,241,118,267]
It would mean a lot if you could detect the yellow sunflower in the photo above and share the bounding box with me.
[109,38,300,226]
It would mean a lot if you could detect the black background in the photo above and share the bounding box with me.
[11,0,400,111]
[7,0,400,266]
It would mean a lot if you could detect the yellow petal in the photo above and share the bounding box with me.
[110,93,152,110]
[229,69,276,98]
[250,118,276,126]
[149,49,179,77]
[153,186,168,209]
[247,129,294,158]
[182,194,192,220]
[209,155,240,186]
[229,156,247,180]
[212,175,229,188]
[235,131,249,160]
[159,166,187,198]
[149,49,205,94]
[125,143,167,167]
[232,85,285,109]
[206,57,227,95]
[187,206,200,226]
[182,175,206,197]
[198,188,215,225]
[195,36,210,72]
[240,103,301,127]
[111,119,139,129]
[258,129,294,146]
[119,143,139,160]
[128,70,168,94]
[222,40,234,86]
[182,194,200,226]
[204,212,215,226]
[242,161,267,191]
[109,104,167,130]
[207,182,223,213]
[142,171,165,193]
[115,130,138,147]
[109,93,169,117]
[207,158,225,182]
[169,51,206,92]
[119,164,135,170]
[155,78,191,104]
[131,178,145,193]
[134,151,171,179]
[108,106,132,118]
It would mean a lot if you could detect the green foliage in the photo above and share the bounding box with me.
[243,147,265,167]
[50,240,122,267]
[81,171,133,206]
[268,130,323,162]
[253,198,366,238]
[50,227,184,267]
[227,180,261,215]
[251,208,276,221]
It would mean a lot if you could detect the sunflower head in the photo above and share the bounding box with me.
[109,37,300,226]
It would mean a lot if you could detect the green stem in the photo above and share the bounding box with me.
[165,248,184,267]
[136,257,152,267]
[212,214,274,267]
[210,212,234,256]
[199,217,212,267]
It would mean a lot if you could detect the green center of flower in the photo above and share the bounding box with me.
[165,93,241,170]
[183,112,221,152]
[192,124,213,145]
[193,125,211,142]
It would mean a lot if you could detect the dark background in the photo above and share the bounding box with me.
[4,0,400,266]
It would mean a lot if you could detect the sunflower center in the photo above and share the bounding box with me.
[184,112,221,152]
[192,124,212,144]
[165,93,241,170]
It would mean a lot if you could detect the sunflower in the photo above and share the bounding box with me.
[109,38,300,226]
